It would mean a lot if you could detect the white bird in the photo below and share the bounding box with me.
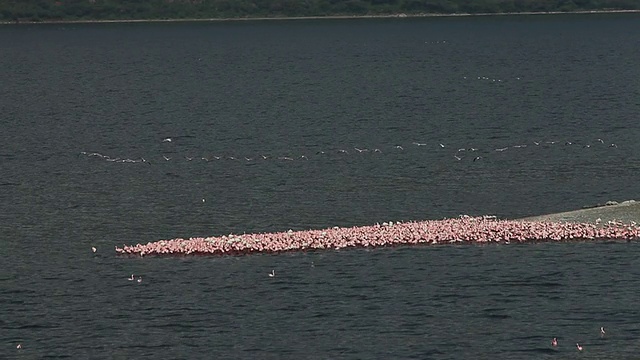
[600,326,606,337]
[162,138,172,142]
[269,270,275,277]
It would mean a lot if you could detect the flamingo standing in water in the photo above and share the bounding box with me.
[551,338,558,347]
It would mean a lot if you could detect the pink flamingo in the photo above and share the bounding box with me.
[576,343,583,351]
[551,338,558,347]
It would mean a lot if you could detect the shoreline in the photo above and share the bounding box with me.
[519,200,640,225]
[114,200,640,257]
[1,9,639,25]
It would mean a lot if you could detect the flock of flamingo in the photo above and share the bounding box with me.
[551,326,607,353]
[79,136,619,166]
[114,216,639,257]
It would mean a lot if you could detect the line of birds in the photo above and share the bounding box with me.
[9,324,610,352]
[462,75,522,83]
[79,137,619,165]
[552,326,606,352]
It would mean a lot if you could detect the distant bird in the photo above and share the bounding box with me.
[565,141,573,145]
[163,155,171,161]
[439,143,445,148]
[137,277,142,283]
[354,147,367,152]
[373,148,382,153]
[316,151,325,155]
[128,274,135,281]
[412,142,426,146]
[495,147,508,152]
[300,155,308,160]
[16,344,22,349]
[338,149,348,154]
[551,338,558,347]
[162,138,172,142]
[576,343,583,351]
[202,199,205,203]
[185,156,193,161]
[533,141,540,145]
[473,156,482,162]
[454,155,462,161]
[91,246,97,253]
[600,327,606,337]
[394,145,404,150]
[609,143,617,148]
[596,138,604,143]
[269,270,275,277]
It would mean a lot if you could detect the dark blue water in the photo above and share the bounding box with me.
[1,14,640,359]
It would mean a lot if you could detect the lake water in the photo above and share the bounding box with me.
[1,13,640,359]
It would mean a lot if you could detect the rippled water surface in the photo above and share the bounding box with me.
[1,14,640,359]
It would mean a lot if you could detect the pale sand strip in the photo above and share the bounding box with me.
[1,9,639,25]
[519,200,640,225]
